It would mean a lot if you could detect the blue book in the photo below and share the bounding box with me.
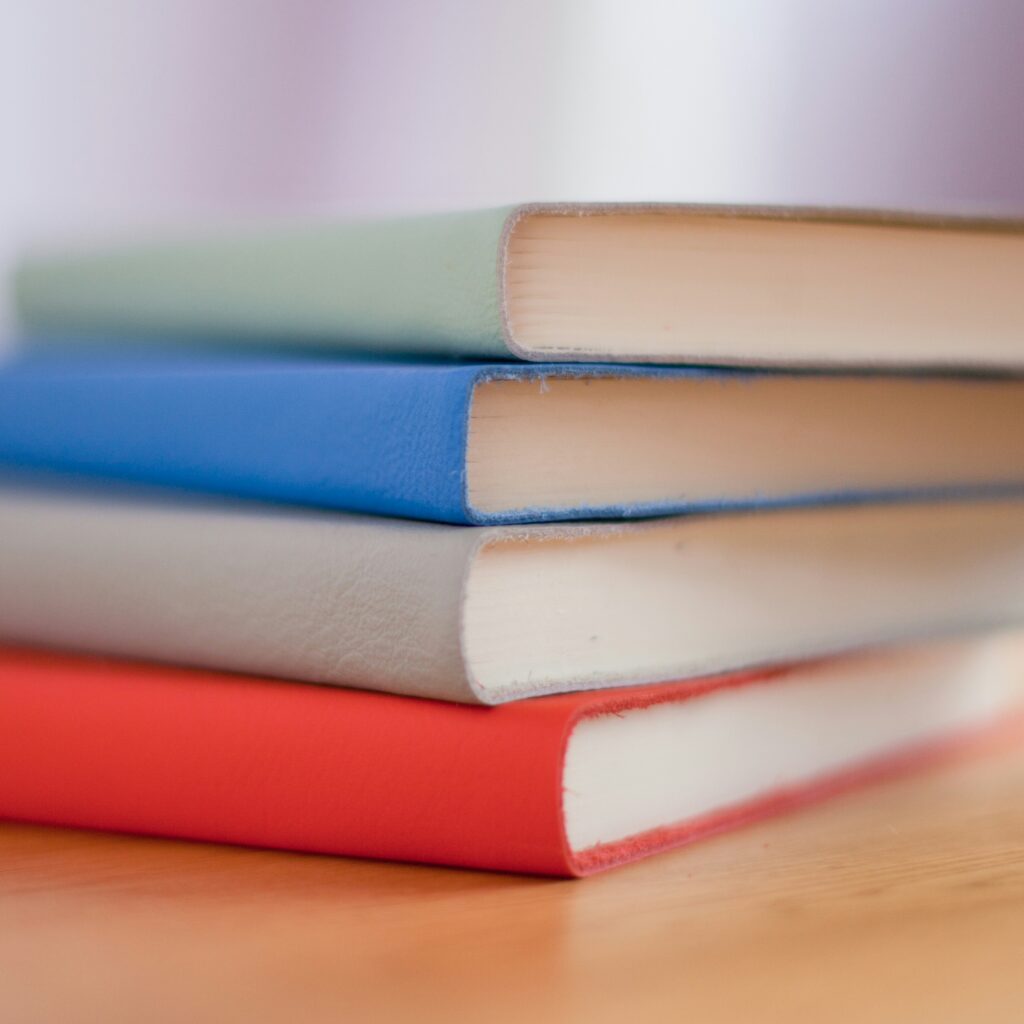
[0,349,1021,525]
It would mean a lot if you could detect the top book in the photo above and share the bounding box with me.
[14,204,1024,369]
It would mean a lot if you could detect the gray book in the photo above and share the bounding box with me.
[2,483,1023,704]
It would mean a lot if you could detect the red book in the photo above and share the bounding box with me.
[1,641,1020,876]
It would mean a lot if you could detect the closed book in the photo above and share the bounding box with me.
[14,205,1024,369]
[2,484,1023,704]
[1,352,1022,524]
[2,640,1020,876]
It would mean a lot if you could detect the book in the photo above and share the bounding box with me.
[1,640,1020,876]
[14,205,1024,369]
[2,482,1023,704]
[0,352,1022,525]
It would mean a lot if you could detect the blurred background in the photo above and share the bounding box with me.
[3,0,1024,339]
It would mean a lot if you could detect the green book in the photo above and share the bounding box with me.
[15,203,1024,367]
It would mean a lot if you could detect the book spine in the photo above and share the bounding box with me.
[0,648,573,875]
[0,358,479,524]
[14,207,515,357]
[0,488,485,702]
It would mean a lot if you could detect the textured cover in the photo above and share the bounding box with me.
[0,484,481,702]
[1,351,1023,525]
[0,646,1014,877]
[15,203,1024,365]
[0,351,483,524]
[2,484,1024,705]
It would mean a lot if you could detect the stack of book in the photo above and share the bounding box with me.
[1,204,1023,876]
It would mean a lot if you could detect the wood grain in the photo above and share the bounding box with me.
[3,733,1024,1024]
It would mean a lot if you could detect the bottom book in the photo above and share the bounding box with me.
[1,638,1022,877]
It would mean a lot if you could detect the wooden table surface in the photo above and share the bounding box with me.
[3,738,1024,1024]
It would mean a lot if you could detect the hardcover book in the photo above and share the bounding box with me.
[2,483,1023,704]
[0,352,1022,524]
[1,640,1020,876]
[14,204,1024,368]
